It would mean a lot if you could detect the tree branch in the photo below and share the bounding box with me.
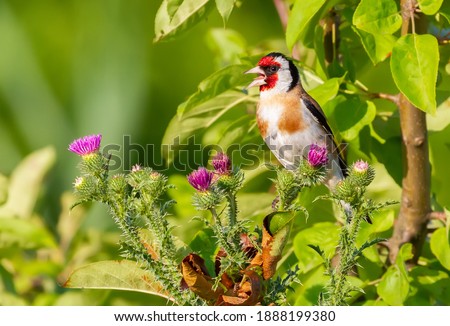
[388,0,431,264]
[272,0,300,60]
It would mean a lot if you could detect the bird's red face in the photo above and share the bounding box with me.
[245,53,297,94]
[245,55,281,91]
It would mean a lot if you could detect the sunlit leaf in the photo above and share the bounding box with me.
[262,211,294,279]
[64,260,170,299]
[377,243,413,305]
[0,218,56,249]
[0,291,27,306]
[417,0,443,15]
[236,193,273,219]
[353,0,402,35]
[57,192,86,253]
[178,64,250,116]
[353,27,396,65]
[205,28,246,68]
[430,227,450,271]
[286,0,327,51]
[154,0,213,42]
[308,77,342,107]
[391,34,439,114]
[215,0,236,24]
[265,211,294,235]
[0,147,55,219]
[162,91,253,163]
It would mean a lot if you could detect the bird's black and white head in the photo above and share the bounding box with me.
[245,52,299,96]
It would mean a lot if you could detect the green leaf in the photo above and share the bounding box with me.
[440,1,450,23]
[0,292,27,306]
[154,0,212,42]
[205,28,246,67]
[391,34,439,114]
[353,0,401,35]
[64,260,170,299]
[293,222,339,273]
[294,265,329,305]
[286,0,327,51]
[325,96,376,141]
[0,147,55,219]
[353,27,396,65]
[356,209,394,261]
[162,91,252,163]
[265,211,295,235]
[308,77,342,107]
[410,266,450,304]
[430,227,450,270]
[177,64,250,116]
[429,126,450,208]
[0,218,56,249]
[377,243,413,305]
[189,229,218,276]
[418,0,443,15]
[215,0,235,24]
[237,193,273,219]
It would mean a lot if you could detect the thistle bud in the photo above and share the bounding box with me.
[334,179,356,204]
[212,152,232,175]
[73,175,97,198]
[108,174,128,195]
[192,190,222,211]
[349,160,375,187]
[276,169,300,207]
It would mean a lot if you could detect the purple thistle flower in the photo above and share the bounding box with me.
[68,134,102,156]
[353,160,369,173]
[307,144,328,167]
[212,152,232,175]
[187,167,213,192]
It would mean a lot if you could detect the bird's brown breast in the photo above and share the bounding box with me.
[257,86,305,137]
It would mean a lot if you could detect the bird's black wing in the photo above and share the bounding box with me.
[302,94,348,176]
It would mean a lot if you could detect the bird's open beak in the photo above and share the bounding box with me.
[245,66,266,89]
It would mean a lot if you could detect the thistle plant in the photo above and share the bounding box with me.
[318,160,394,306]
[69,134,200,305]
[68,135,391,306]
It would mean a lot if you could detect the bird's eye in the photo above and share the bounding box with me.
[264,65,279,75]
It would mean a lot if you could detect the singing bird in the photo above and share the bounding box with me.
[245,52,346,189]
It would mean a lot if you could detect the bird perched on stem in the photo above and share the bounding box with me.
[245,52,347,190]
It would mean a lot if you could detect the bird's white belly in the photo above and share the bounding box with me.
[259,103,328,169]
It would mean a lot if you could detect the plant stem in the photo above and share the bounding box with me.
[324,213,362,305]
[227,193,237,226]
[272,0,300,60]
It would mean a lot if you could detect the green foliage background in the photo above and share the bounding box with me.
[0,0,449,306]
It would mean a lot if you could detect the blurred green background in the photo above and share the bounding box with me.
[0,0,284,305]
